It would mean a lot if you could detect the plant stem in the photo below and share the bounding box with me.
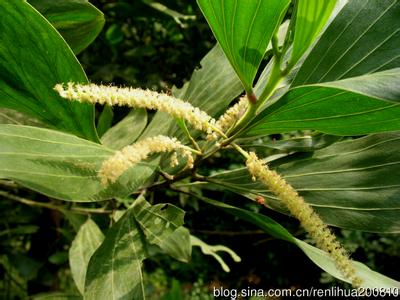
[226,33,291,140]
[180,120,202,152]
[0,191,112,215]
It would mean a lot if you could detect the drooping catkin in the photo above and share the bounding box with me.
[99,135,194,185]
[246,152,363,287]
[54,83,216,134]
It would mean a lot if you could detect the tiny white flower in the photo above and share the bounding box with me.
[246,151,362,287]
[208,96,248,140]
[99,135,195,185]
[55,83,217,134]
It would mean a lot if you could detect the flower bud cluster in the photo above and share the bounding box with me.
[99,135,194,185]
[54,83,216,134]
[246,152,363,287]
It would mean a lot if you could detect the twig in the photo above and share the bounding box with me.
[0,191,112,215]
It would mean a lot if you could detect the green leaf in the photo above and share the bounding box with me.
[200,197,400,287]
[29,0,105,54]
[290,0,337,66]
[69,219,104,295]
[161,227,192,263]
[0,125,154,201]
[0,1,98,141]
[238,133,342,153]
[173,44,243,118]
[197,0,290,93]
[208,133,400,233]
[0,108,46,127]
[84,208,146,300]
[294,239,400,288]
[96,105,114,138]
[244,69,400,137]
[293,0,400,86]
[85,198,186,300]
[101,109,147,150]
[133,198,189,262]
[141,44,243,139]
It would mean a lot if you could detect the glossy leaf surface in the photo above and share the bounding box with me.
[244,70,400,137]
[0,1,98,140]
[0,125,154,201]
[293,0,400,85]
[30,0,105,54]
[141,44,243,139]
[69,219,104,294]
[208,133,400,233]
[290,0,337,65]
[101,109,147,150]
[197,0,290,92]
[84,208,146,300]
[85,198,185,300]
[133,197,187,262]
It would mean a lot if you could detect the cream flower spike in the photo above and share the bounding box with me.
[99,135,195,185]
[208,97,248,140]
[54,83,217,134]
[246,152,363,288]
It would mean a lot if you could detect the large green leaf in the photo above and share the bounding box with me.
[84,208,146,300]
[238,133,342,153]
[197,0,290,93]
[254,1,348,99]
[173,44,243,118]
[161,227,192,263]
[208,133,400,233]
[85,198,185,300]
[0,108,45,127]
[290,0,337,66]
[0,125,154,201]
[200,197,399,287]
[69,219,104,295]
[0,1,98,141]
[293,0,400,86]
[141,44,243,139]
[101,109,147,150]
[244,69,400,137]
[96,105,114,138]
[29,0,105,54]
[132,197,188,262]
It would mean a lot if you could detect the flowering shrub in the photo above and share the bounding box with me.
[0,0,399,298]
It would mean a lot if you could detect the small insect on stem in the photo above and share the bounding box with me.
[255,195,265,205]
[165,86,173,96]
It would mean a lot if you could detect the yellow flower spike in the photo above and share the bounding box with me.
[54,83,217,134]
[208,96,249,140]
[99,135,196,185]
[245,151,363,288]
